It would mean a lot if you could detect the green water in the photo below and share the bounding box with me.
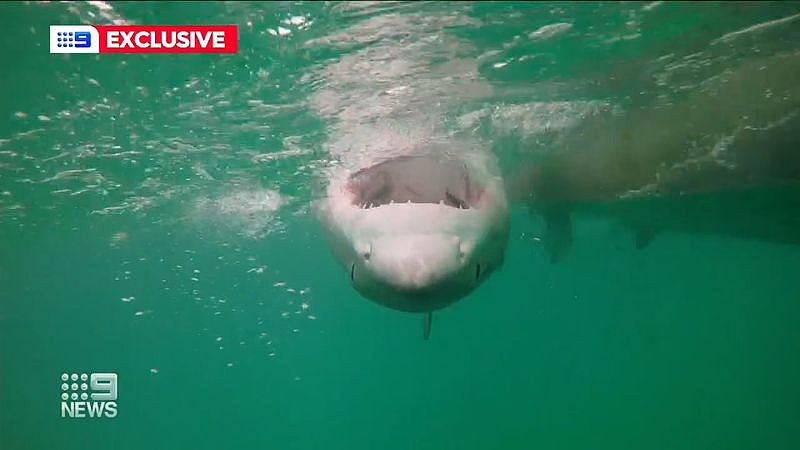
[2,2,800,449]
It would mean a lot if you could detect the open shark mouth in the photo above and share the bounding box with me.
[346,156,482,209]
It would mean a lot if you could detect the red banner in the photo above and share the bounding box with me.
[95,25,238,53]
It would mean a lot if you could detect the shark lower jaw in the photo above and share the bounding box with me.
[352,267,478,313]
[354,285,469,313]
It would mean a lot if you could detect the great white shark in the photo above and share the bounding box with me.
[307,6,510,338]
[318,153,510,338]
[310,5,800,337]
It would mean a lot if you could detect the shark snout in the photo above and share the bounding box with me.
[364,234,465,291]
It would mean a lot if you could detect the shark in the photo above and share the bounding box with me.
[318,154,510,338]
[311,6,800,338]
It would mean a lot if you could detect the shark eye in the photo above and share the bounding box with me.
[475,264,481,280]
[350,263,355,282]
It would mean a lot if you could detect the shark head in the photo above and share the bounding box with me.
[319,156,510,312]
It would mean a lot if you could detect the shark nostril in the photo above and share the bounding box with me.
[358,243,372,261]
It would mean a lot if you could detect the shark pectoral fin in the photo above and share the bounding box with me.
[634,228,658,249]
[542,205,573,263]
[423,312,432,341]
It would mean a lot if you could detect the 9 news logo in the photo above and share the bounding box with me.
[50,25,238,54]
[60,372,118,418]
[50,26,99,53]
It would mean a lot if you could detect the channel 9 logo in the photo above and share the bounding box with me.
[60,372,118,418]
[49,25,238,54]
[50,26,100,53]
